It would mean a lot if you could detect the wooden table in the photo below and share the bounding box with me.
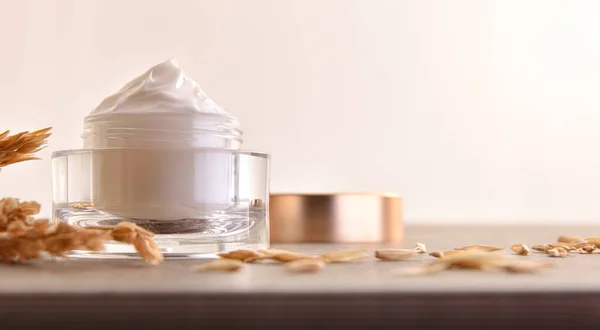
[2,225,600,329]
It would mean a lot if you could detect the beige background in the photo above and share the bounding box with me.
[1,0,600,224]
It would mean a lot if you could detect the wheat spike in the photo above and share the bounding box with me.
[0,127,51,168]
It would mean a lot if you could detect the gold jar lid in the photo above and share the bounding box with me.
[269,193,403,243]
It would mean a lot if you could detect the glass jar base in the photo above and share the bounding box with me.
[68,241,269,259]
[54,204,269,259]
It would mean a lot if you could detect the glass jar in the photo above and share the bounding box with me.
[52,148,269,258]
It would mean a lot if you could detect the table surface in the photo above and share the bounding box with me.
[3,225,600,329]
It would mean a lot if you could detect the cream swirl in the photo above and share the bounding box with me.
[83,59,242,149]
[89,58,229,117]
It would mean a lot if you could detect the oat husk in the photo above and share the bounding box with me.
[557,236,586,244]
[0,127,51,168]
[429,250,469,259]
[0,198,163,264]
[584,237,600,248]
[191,259,244,272]
[548,243,579,251]
[547,247,568,258]
[510,244,530,256]
[414,243,427,253]
[439,250,508,270]
[218,249,266,263]
[285,258,326,273]
[504,260,555,274]
[263,249,321,263]
[375,248,417,261]
[454,245,504,252]
[321,249,368,263]
[257,248,293,258]
[395,250,507,275]
[531,244,551,252]
[393,262,448,276]
[104,221,163,265]
[576,244,596,254]
[399,249,556,276]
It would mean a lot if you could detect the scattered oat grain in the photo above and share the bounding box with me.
[191,259,245,272]
[392,262,448,276]
[429,250,469,259]
[109,221,163,265]
[414,243,427,253]
[532,244,551,252]
[504,260,555,274]
[454,245,504,252]
[266,250,320,263]
[285,258,326,273]
[584,237,600,248]
[577,244,596,254]
[218,249,265,263]
[510,244,530,256]
[440,250,507,270]
[321,249,368,263]
[547,247,568,258]
[557,236,586,244]
[429,251,443,258]
[375,248,417,261]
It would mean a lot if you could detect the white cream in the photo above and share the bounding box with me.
[90,58,230,117]
[85,59,243,221]
[83,59,243,149]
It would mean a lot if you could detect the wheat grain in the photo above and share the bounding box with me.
[414,242,427,253]
[264,249,320,263]
[454,245,504,252]
[504,260,555,273]
[321,249,368,263]
[107,221,163,265]
[576,244,596,254]
[557,236,586,244]
[218,250,266,263]
[285,258,326,273]
[547,247,568,258]
[510,244,530,256]
[392,262,448,276]
[532,244,552,252]
[429,250,468,259]
[375,249,417,261]
[440,250,508,270]
[191,259,244,272]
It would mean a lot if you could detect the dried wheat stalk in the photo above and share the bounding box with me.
[0,219,110,261]
[0,198,40,231]
[0,127,51,169]
[0,198,163,264]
